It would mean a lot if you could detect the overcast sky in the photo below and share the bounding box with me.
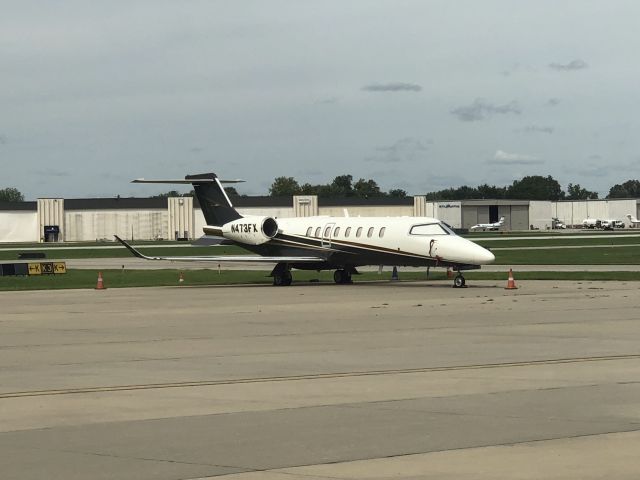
[2,1,639,199]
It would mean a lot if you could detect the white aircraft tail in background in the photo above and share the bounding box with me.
[626,214,640,226]
[470,216,505,231]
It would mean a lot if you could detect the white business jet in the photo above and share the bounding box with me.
[115,172,495,288]
[470,217,505,231]
[626,214,640,227]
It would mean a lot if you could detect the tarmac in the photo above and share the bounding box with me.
[53,257,640,271]
[1,280,639,479]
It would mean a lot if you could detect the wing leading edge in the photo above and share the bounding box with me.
[114,236,325,263]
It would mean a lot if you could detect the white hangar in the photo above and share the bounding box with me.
[1,196,639,243]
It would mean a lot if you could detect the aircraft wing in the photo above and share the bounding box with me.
[114,236,325,263]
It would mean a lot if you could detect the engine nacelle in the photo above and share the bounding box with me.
[221,216,279,245]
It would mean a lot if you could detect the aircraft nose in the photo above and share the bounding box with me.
[475,246,495,264]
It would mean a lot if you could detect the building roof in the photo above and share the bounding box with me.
[457,199,530,206]
[222,196,293,207]
[65,197,168,210]
[319,196,414,206]
[0,201,37,211]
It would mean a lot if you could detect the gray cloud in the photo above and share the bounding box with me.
[365,137,430,163]
[546,98,561,107]
[549,59,588,71]
[315,96,340,104]
[361,82,422,92]
[33,168,71,177]
[517,125,555,134]
[451,99,522,122]
[487,150,543,165]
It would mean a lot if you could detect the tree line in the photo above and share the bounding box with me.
[2,177,640,202]
[269,175,640,201]
[269,175,407,198]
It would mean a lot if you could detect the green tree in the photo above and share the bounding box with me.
[0,187,25,202]
[353,178,383,198]
[269,176,301,196]
[607,179,640,198]
[566,183,598,200]
[153,190,186,198]
[508,175,565,200]
[388,188,407,198]
[329,175,354,196]
[476,184,507,199]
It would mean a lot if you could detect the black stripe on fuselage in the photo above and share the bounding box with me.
[259,232,449,268]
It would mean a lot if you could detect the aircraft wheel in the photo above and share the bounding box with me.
[334,269,347,284]
[274,271,292,286]
[453,274,466,288]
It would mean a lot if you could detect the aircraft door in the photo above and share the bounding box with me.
[321,222,335,248]
[428,238,438,258]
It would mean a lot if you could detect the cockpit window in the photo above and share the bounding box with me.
[410,223,450,235]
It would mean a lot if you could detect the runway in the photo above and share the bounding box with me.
[1,281,639,479]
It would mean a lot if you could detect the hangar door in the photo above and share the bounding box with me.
[510,205,529,230]
[462,206,478,228]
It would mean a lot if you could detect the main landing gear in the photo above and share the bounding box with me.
[333,269,352,284]
[271,263,293,286]
[270,264,357,286]
[273,270,292,286]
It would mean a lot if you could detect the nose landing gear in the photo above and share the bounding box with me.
[453,273,466,288]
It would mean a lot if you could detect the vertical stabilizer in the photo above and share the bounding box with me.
[185,173,242,226]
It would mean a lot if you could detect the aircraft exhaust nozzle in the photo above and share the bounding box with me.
[221,216,279,245]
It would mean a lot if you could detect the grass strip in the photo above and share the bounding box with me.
[493,246,640,264]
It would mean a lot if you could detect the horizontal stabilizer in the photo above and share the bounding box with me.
[132,178,244,184]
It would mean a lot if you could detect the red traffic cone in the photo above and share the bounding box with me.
[178,272,184,284]
[446,268,453,279]
[505,269,518,290]
[95,271,106,290]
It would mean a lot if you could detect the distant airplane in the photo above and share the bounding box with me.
[470,217,505,231]
[626,214,640,227]
[115,172,495,287]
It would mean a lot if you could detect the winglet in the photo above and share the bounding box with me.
[114,235,154,260]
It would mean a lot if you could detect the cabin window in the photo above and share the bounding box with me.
[306,227,312,236]
[345,227,351,237]
[334,227,340,237]
[410,223,449,235]
[367,227,374,238]
[315,227,321,237]
[324,226,331,237]
[356,227,362,237]
[379,227,386,238]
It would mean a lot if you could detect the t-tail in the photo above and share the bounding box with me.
[133,173,243,226]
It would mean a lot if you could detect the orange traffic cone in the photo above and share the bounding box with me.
[178,272,184,284]
[446,268,453,279]
[505,269,518,290]
[95,271,106,290]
